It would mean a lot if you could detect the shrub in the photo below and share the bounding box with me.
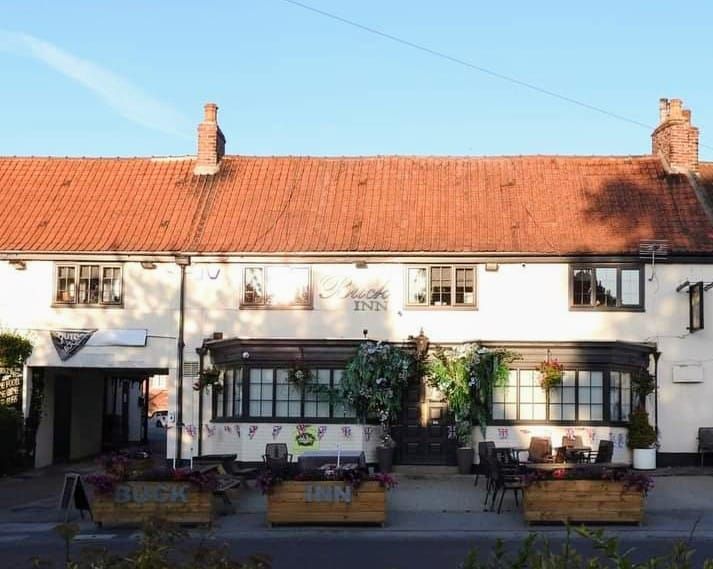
[0,404,22,473]
[627,409,657,449]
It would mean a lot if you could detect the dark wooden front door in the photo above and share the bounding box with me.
[394,375,454,465]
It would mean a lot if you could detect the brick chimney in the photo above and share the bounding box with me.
[194,102,226,175]
[651,98,699,173]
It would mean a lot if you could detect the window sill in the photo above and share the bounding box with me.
[211,417,358,424]
[239,304,314,310]
[52,303,124,309]
[403,305,478,311]
[569,306,644,313]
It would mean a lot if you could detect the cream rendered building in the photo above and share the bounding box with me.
[1,99,712,468]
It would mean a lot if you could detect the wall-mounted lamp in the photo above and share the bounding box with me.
[140,261,157,270]
[241,351,250,359]
[9,260,26,270]
[354,260,368,269]
[485,263,499,272]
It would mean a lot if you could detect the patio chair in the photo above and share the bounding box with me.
[485,454,525,514]
[527,437,554,463]
[698,428,713,466]
[262,443,293,476]
[587,440,614,464]
[474,441,495,487]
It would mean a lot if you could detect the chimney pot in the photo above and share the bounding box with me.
[204,103,218,122]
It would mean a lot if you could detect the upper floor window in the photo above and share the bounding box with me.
[570,265,643,310]
[406,265,476,308]
[241,265,312,308]
[55,264,122,306]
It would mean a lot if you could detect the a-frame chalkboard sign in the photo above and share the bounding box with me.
[58,473,91,521]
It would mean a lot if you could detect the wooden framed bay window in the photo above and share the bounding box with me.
[405,265,476,308]
[54,263,123,307]
[215,366,356,421]
[241,265,312,308]
[570,264,643,311]
[491,367,629,425]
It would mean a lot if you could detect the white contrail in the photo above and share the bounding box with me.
[0,30,192,139]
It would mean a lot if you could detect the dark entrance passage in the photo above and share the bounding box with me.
[52,375,72,463]
[394,375,454,465]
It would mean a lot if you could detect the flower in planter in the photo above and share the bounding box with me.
[538,358,564,390]
[85,453,218,494]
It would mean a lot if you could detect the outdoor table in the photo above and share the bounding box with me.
[524,461,630,472]
[297,450,366,472]
[555,446,592,463]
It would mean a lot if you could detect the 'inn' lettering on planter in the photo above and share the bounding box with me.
[304,484,352,503]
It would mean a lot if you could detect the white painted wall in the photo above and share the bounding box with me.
[3,258,713,462]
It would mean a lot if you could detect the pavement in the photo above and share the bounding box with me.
[3,458,713,540]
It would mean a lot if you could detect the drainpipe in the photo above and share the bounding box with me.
[174,256,191,463]
[653,350,661,436]
[197,344,207,457]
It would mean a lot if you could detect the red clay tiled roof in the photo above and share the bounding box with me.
[1,154,712,255]
[699,162,713,208]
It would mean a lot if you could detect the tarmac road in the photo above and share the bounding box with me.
[4,531,713,569]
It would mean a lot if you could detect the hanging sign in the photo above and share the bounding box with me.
[50,329,96,361]
[0,368,22,408]
[689,282,704,332]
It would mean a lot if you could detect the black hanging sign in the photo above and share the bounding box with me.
[50,329,96,361]
[689,282,704,332]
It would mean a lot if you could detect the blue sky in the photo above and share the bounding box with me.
[1,1,711,159]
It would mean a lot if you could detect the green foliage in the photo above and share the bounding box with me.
[0,332,33,367]
[338,341,414,428]
[426,344,520,438]
[627,409,657,449]
[0,404,22,474]
[631,367,656,410]
[193,368,222,393]
[459,526,712,568]
[46,518,271,569]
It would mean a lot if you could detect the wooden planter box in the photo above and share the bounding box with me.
[92,482,213,526]
[523,480,644,524]
[266,481,386,526]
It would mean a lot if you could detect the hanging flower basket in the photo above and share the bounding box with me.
[538,359,564,390]
[192,367,222,393]
[287,365,313,390]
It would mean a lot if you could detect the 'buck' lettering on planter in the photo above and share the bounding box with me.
[304,484,352,503]
[114,483,188,504]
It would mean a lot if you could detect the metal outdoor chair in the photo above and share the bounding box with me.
[587,440,614,464]
[484,454,525,514]
[527,437,554,463]
[263,443,293,476]
[698,428,713,466]
[474,441,496,487]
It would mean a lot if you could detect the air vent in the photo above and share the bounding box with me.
[183,361,200,377]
